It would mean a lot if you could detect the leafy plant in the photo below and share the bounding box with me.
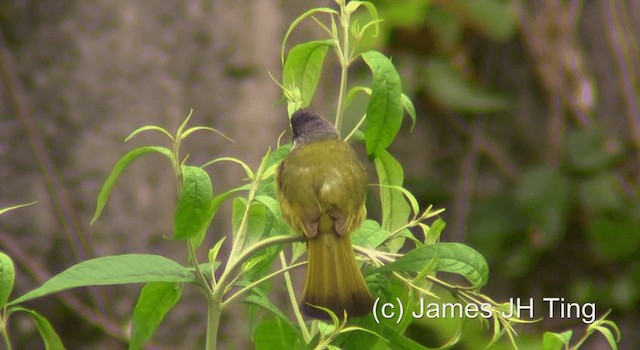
[1,202,66,350]
[2,1,622,349]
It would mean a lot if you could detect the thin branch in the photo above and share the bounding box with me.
[602,0,640,166]
[0,33,93,262]
[451,117,483,242]
[279,252,311,342]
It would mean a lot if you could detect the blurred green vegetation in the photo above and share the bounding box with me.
[365,0,639,348]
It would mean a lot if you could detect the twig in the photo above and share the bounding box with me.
[602,0,640,171]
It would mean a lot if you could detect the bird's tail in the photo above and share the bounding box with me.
[301,213,373,319]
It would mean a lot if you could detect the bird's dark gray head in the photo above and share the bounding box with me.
[291,109,339,146]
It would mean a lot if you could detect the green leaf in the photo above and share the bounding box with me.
[579,172,625,214]
[10,307,65,350]
[542,330,572,350]
[587,215,640,260]
[208,236,227,273]
[10,254,194,305]
[351,220,389,249]
[592,326,620,350]
[362,50,403,158]
[174,165,213,240]
[283,40,331,108]
[129,282,183,350]
[347,0,381,39]
[203,156,254,179]
[243,244,281,280]
[253,318,304,350]
[424,58,509,113]
[401,93,417,132]
[515,166,571,246]
[376,242,489,289]
[281,7,338,64]
[181,126,234,142]
[189,184,250,250]
[0,201,37,216]
[91,146,173,225]
[374,150,411,251]
[445,0,517,41]
[0,251,15,307]
[244,294,292,323]
[260,145,292,183]
[232,198,268,246]
[375,0,430,28]
[425,218,446,245]
[588,317,621,349]
[566,128,623,173]
[124,125,173,142]
[254,195,281,221]
[426,6,463,52]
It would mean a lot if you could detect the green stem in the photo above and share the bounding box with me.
[343,113,366,142]
[205,234,304,348]
[205,298,221,350]
[219,235,304,294]
[334,1,351,132]
[227,153,269,265]
[188,240,213,297]
[0,313,11,350]
[1,332,10,350]
[279,252,311,343]
[222,259,306,308]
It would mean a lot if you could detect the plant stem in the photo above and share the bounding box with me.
[227,153,269,265]
[222,260,306,308]
[205,297,221,350]
[343,114,366,142]
[334,1,351,132]
[188,240,213,298]
[205,234,304,348]
[218,235,304,293]
[1,331,10,350]
[0,313,10,350]
[279,252,311,343]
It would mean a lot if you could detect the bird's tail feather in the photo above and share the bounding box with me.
[301,214,373,319]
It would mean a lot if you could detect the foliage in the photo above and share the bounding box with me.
[0,1,625,349]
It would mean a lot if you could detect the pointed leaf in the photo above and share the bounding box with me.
[424,58,509,113]
[281,7,338,64]
[129,282,183,350]
[362,50,403,158]
[174,165,213,240]
[124,125,173,142]
[254,318,304,350]
[351,220,389,249]
[376,242,489,289]
[0,201,37,216]
[283,40,331,107]
[401,93,417,132]
[542,330,572,350]
[232,198,268,246]
[10,307,65,350]
[10,254,194,305]
[375,150,411,251]
[444,0,516,41]
[0,251,15,307]
[92,146,172,225]
[244,293,292,323]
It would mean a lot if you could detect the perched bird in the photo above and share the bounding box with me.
[276,108,373,319]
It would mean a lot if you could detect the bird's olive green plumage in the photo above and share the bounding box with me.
[276,109,373,319]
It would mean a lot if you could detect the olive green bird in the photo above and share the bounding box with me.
[276,108,373,319]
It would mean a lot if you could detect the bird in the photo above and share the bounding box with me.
[276,108,373,319]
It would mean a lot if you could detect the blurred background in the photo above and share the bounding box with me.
[0,0,638,349]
